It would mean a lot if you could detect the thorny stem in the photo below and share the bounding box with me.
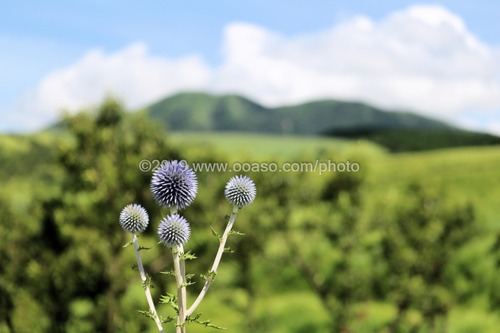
[186,205,239,316]
[172,244,187,333]
[170,207,187,333]
[133,234,164,332]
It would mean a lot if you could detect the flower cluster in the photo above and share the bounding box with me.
[119,160,256,332]
[120,160,256,247]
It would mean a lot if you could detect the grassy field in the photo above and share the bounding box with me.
[171,132,500,230]
[169,131,386,159]
[369,146,500,231]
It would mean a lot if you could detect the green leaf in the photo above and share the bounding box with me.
[201,270,217,282]
[182,251,197,260]
[181,280,196,287]
[229,230,245,236]
[138,309,155,320]
[159,269,176,276]
[161,316,175,324]
[122,239,134,248]
[142,274,153,290]
[223,247,234,254]
[159,293,179,312]
[159,293,177,304]
[210,226,222,241]
[186,313,226,329]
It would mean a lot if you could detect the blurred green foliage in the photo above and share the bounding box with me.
[323,128,500,152]
[0,99,499,333]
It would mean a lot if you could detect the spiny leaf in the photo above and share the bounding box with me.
[189,313,202,321]
[182,251,197,260]
[122,240,134,248]
[229,230,245,236]
[159,293,177,304]
[160,293,179,312]
[181,280,196,287]
[159,270,176,276]
[187,313,226,330]
[201,270,217,281]
[161,316,175,324]
[210,226,222,241]
[142,274,153,290]
[138,309,155,320]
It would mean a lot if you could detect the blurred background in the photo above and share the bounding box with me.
[1,1,499,332]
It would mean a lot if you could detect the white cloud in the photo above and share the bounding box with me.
[213,4,500,121]
[5,43,211,131]
[4,4,500,133]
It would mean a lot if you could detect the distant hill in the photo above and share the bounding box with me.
[41,92,500,152]
[145,92,500,151]
[146,92,280,133]
[145,92,451,135]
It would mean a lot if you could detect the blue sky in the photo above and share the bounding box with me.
[1,0,499,133]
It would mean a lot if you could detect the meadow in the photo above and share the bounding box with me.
[172,131,500,230]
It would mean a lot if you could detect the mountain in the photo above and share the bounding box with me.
[146,92,451,135]
[147,92,280,133]
[145,92,500,152]
[274,100,451,135]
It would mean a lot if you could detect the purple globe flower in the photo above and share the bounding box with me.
[119,204,149,233]
[151,160,198,210]
[224,175,256,208]
[158,214,191,247]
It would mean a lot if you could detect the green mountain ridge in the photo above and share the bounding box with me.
[39,91,500,151]
[145,92,500,151]
[146,91,452,134]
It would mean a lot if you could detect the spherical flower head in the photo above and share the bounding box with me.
[151,160,198,210]
[224,175,256,208]
[119,204,149,233]
[158,214,191,247]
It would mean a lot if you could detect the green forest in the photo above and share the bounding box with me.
[1,99,499,333]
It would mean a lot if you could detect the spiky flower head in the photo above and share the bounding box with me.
[119,204,149,233]
[224,175,256,208]
[151,160,198,210]
[158,214,191,247]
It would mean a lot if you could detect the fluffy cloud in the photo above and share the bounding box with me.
[35,43,211,111]
[8,43,211,131]
[214,4,500,121]
[7,4,500,132]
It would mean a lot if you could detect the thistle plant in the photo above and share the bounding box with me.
[120,161,256,332]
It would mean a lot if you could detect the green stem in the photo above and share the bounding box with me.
[172,244,187,333]
[133,234,164,332]
[170,207,187,333]
[186,206,239,317]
